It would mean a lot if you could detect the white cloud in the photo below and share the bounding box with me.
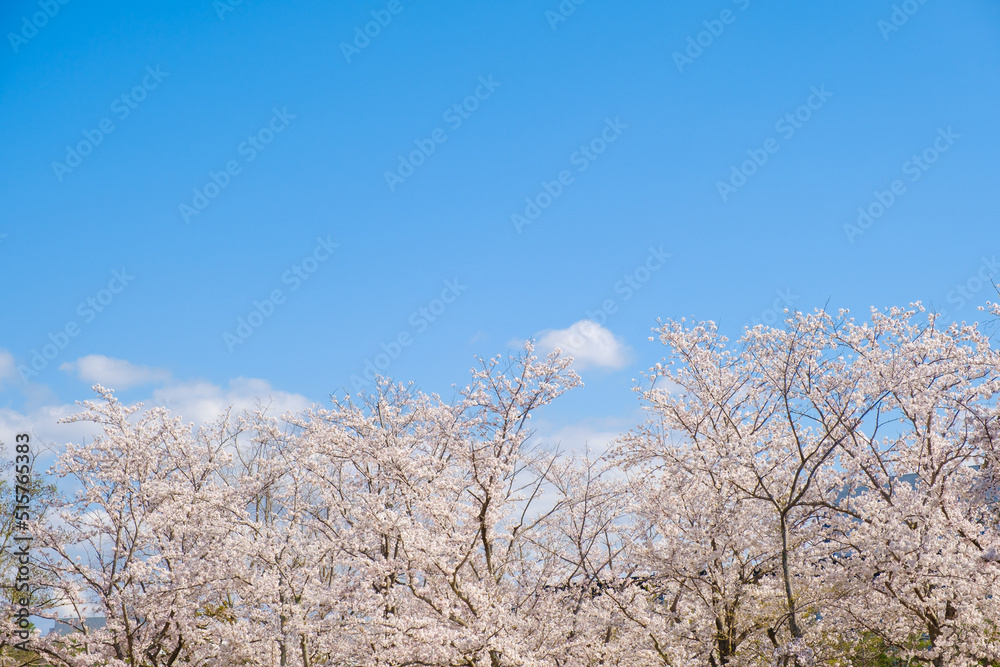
[536,320,630,370]
[536,423,623,456]
[0,402,100,465]
[59,355,171,390]
[152,377,313,427]
[2,351,314,461]
[0,348,15,386]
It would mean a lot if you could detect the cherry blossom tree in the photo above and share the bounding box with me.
[2,306,998,667]
[29,388,256,666]
[821,306,1000,666]
[284,345,586,667]
[615,305,1000,666]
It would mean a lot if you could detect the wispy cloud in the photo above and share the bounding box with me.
[0,348,16,387]
[59,355,171,390]
[152,377,312,426]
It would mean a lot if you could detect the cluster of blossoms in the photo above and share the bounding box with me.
[2,303,999,667]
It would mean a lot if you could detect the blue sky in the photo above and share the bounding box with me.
[2,0,999,451]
